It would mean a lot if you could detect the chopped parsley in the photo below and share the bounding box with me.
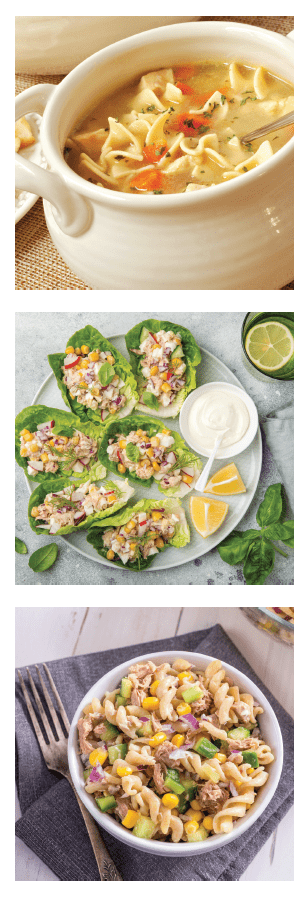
[240,96,257,106]
[246,142,253,152]
[146,105,156,112]
[220,94,226,105]
[155,146,167,156]
[153,189,163,194]
[226,134,236,141]
[166,152,171,157]
[242,166,248,172]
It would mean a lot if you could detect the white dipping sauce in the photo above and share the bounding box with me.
[188,389,250,453]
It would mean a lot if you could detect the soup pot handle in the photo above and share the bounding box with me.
[15,84,91,237]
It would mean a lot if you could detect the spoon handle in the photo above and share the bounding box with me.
[241,111,294,145]
[194,434,224,492]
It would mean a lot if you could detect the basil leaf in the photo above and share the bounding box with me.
[218,530,260,566]
[126,442,140,463]
[264,521,294,543]
[28,543,58,572]
[243,539,275,585]
[15,537,27,554]
[98,362,115,386]
[280,536,294,548]
[256,483,283,528]
[142,391,159,411]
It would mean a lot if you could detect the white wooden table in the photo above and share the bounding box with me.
[15,606,293,881]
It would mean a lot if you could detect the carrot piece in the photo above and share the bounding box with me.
[175,81,194,95]
[142,141,168,164]
[130,169,166,192]
[170,114,211,137]
[174,65,195,81]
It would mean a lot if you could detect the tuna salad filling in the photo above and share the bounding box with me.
[102,509,179,564]
[106,426,194,489]
[31,480,122,533]
[62,344,127,419]
[135,329,186,409]
[20,420,98,477]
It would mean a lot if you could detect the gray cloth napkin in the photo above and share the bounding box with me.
[261,402,294,513]
[15,624,293,881]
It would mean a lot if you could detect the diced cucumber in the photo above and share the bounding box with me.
[95,795,117,812]
[180,776,197,801]
[101,722,120,741]
[242,750,259,769]
[83,767,92,781]
[182,685,203,703]
[164,768,185,795]
[171,345,184,359]
[178,794,190,814]
[108,743,128,764]
[186,825,209,843]
[133,815,156,840]
[227,726,250,740]
[136,720,153,737]
[120,677,132,699]
[194,737,217,759]
[115,695,127,708]
[140,327,150,345]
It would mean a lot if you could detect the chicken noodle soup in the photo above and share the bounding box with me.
[77,657,273,842]
[66,62,294,194]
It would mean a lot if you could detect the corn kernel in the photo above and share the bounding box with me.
[136,429,144,437]
[150,365,158,376]
[48,439,55,447]
[117,766,133,777]
[185,810,203,822]
[162,429,170,435]
[118,464,126,474]
[151,437,160,447]
[125,521,135,533]
[214,753,227,763]
[184,820,199,835]
[142,696,159,711]
[162,793,179,809]
[148,732,167,747]
[20,447,28,457]
[20,429,30,437]
[107,550,115,560]
[171,734,185,748]
[152,461,160,472]
[88,351,100,362]
[81,345,89,354]
[182,473,193,485]
[129,542,137,551]
[172,357,182,368]
[191,800,201,810]
[146,447,154,457]
[119,439,127,449]
[177,670,194,684]
[152,511,162,521]
[79,381,88,389]
[161,382,171,392]
[23,432,33,442]
[161,372,168,380]
[235,780,242,787]
[65,346,75,355]
[89,749,108,766]
[107,494,117,504]
[150,680,160,696]
[75,347,81,355]
[155,537,164,549]
[80,359,89,369]
[174,337,181,344]
[107,355,115,365]
[122,810,139,829]
[109,408,117,415]
[203,816,214,831]
[29,442,39,453]
[176,702,191,716]
[40,453,49,463]
[31,507,40,517]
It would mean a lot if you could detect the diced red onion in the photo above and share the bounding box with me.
[272,607,282,614]
[139,717,149,722]
[180,713,199,729]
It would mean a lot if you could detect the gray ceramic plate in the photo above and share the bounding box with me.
[26,334,262,571]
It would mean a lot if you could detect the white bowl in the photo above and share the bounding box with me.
[15,16,199,74]
[180,382,259,459]
[68,649,283,857]
[15,21,294,290]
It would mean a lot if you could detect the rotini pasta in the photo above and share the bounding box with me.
[77,656,274,843]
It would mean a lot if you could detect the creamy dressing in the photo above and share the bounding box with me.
[188,389,250,452]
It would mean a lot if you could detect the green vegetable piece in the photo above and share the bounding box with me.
[142,391,159,411]
[264,520,294,544]
[15,537,27,554]
[194,737,217,759]
[178,794,190,814]
[98,361,115,386]
[115,695,127,707]
[108,743,127,764]
[95,795,117,812]
[83,767,92,781]
[125,443,140,463]
[136,720,153,737]
[140,327,150,344]
[186,825,209,843]
[171,345,184,359]
[120,677,132,699]
[101,721,120,741]
[132,815,156,839]
[164,768,185,795]
[227,726,250,740]
[242,750,259,769]
[243,539,275,586]
[28,543,58,572]
[256,483,283,528]
[182,685,203,703]
[180,776,197,800]
[218,530,261,565]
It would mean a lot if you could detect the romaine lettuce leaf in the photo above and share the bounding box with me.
[87,497,190,569]
[48,325,138,426]
[28,476,133,536]
[15,405,103,483]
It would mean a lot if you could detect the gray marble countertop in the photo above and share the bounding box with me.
[15,312,294,585]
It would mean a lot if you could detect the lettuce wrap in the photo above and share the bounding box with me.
[87,497,190,570]
[28,476,134,537]
[48,325,138,425]
[99,413,202,497]
[15,404,103,483]
[125,319,201,418]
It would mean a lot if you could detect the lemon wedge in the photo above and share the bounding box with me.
[204,463,246,496]
[190,496,229,539]
[245,321,294,373]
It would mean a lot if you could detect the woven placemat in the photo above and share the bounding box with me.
[15,16,294,291]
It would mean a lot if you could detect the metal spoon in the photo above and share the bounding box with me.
[194,430,229,493]
[241,110,294,145]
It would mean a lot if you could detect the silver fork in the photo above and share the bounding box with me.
[17,664,122,881]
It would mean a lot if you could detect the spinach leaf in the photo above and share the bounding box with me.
[243,539,275,585]
[15,537,27,554]
[28,543,58,572]
[256,483,283,528]
[98,361,115,386]
[218,530,260,565]
[125,443,140,463]
[142,391,159,411]
[264,520,294,543]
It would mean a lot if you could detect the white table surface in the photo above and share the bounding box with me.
[15,606,294,881]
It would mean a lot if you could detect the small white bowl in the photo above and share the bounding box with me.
[68,649,283,857]
[180,381,259,459]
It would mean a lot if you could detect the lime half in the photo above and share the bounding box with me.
[245,322,294,373]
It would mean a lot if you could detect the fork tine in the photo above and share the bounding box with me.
[17,670,47,750]
[26,668,55,743]
[43,663,71,732]
[35,666,65,740]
